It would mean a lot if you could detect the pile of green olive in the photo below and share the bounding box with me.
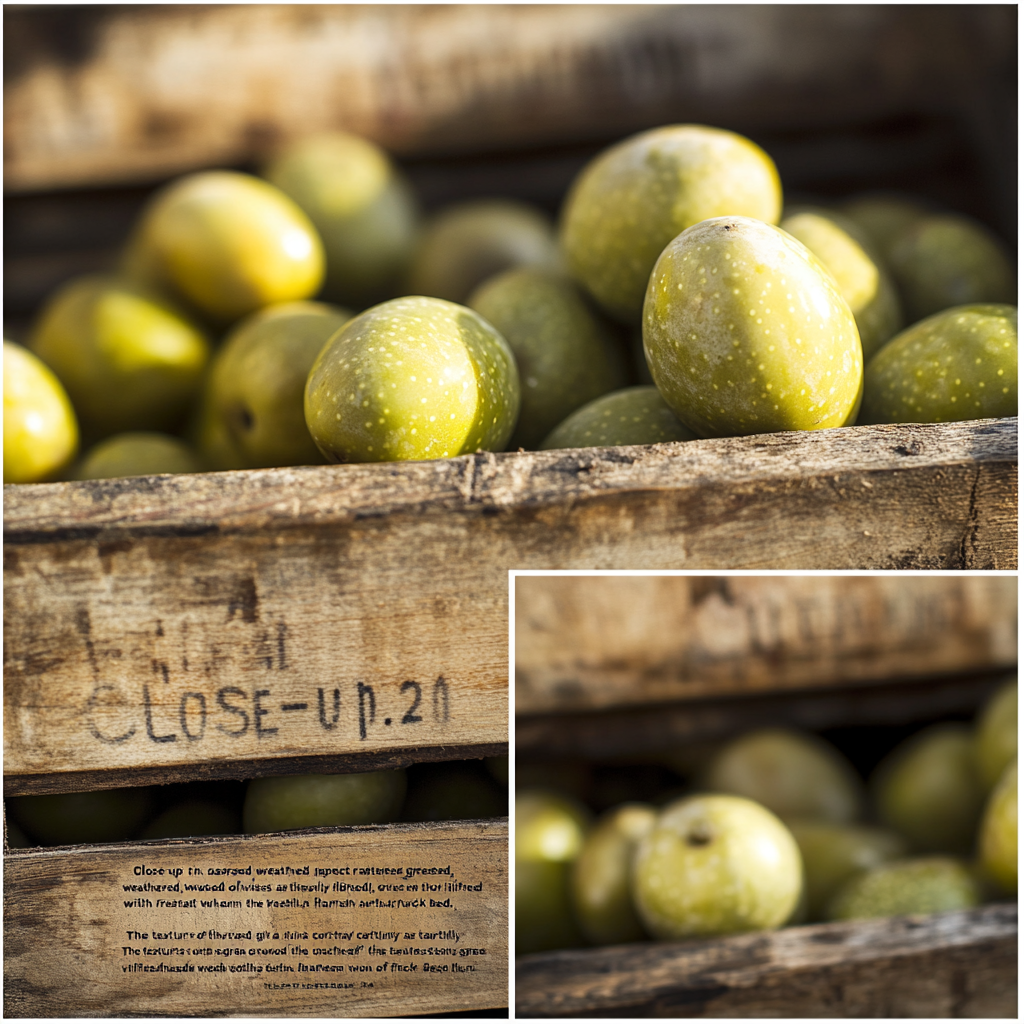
[5,755,508,848]
[4,125,1017,484]
[515,680,1016,955]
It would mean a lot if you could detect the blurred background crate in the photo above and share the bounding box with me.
[3,3,1017,336]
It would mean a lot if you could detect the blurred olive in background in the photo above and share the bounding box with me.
[265,132,421,308]
[516,789,591,955]
[701,727,865,825]
[124,170,325,322]
[402,760,507,822]
[29,275,210,441]
[871,723,986,855]
[978,760,1017,895]
[243,770,407,833]
[571,802,656,945]
[140,799,242,841]
[408,199,562,305]
[887,214,1015,322]
[9,787,155,846]
[3,339,79,483]
[73,432,205,480]
[974,678,1018,791]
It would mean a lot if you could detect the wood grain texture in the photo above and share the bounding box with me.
[4,817,508,1018]
[515,903,1018,1018]
[4,5,1015,192]
[515,576,1018,715]
[3,420,1017,787]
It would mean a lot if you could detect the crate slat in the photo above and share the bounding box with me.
[515,903,1018,1018]
[4,419,1017,789]
[515,576,1017,716]
[4,817,508,1018]
[4,5,1015,193]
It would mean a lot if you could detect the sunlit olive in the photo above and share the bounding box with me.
[3,340,78,483]
[125,171,325,322]
[29,275,209,439]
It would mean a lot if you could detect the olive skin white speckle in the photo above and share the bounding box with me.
[632,794,803,940]
[859,304,1017,425]
[304,295,520,463]
[643,217,864,438]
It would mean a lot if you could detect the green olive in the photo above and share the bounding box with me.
[242,770,407,833]
[561,125,782,323]
[826,856,981,921]
[781,210,903,359]
[197,301,351,469]
[401,761,507,822]
[859,304,1016,424]
[9,787,154,846]
[632,794,802,940]
[125,171,325,322]
[140,800,241,840]
[408,199,561,304]
[643,217,863,437]
[870,723,986,855]
[3,340,79,483]
[787,820,908,921]
[978,760,1017,895]
[304,295,520,463]
[73,432,204,480]
[29,275,210,440]
[516,790,591,955]
[540,386,697,450]
[701,728,864,825]
[887,214,1015,322]
[570,803,656,945]
[265,132,420,307]
[467,268,628,449]
[974,678,1018,792]
[837,193,932,263]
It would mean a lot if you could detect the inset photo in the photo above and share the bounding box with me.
[514,573,1017,1018]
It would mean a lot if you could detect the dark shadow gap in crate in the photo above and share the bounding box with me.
[514,670,1009,764]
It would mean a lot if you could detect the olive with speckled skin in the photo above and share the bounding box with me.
[408,199,561,305]
[560,125,782,323]
[781,210,903,360]
[304,295,520,463]
[632,793,802,940]
[197,301,352,470]
[125,171,324,322]
[265,133,420,308]
[467,268,627,449]
[541,386,697,450]
[643,217,863,437]
[73,432,204,480]
[859,304,1016,425]
[887,214,1015,322]
[826,857,981,921]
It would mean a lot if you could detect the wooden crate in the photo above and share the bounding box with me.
[513,575,1018,1018]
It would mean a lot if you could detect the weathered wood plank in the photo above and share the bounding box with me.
[514,575,1018,715]
[4,5,1015,192]
[515,672,1010,763]
[4,817,508,1018]
[3,421,1017,787]
[514,903,1018,1018]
